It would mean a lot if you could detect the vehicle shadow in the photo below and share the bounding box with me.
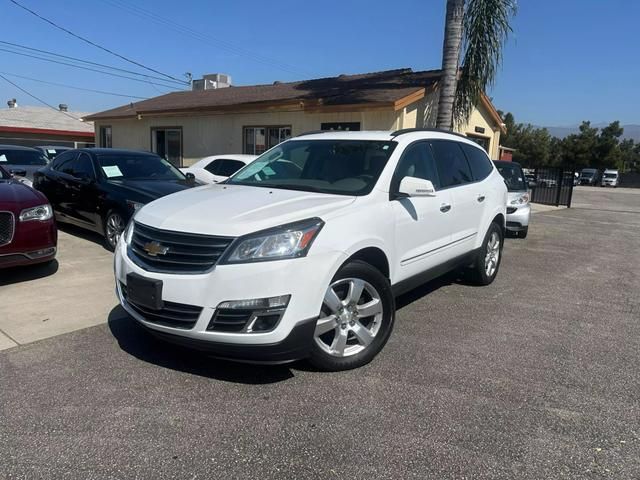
[57,222,110,252]
[107,305,295,384]
[396,269,478,310]
[0,259,59,286]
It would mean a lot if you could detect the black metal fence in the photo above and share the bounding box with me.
[528,167,575,207]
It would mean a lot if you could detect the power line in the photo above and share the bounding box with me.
[100,0,313,78]
[0,47,184,90]
[8,0,189,85]
[0,40,186,86]
[0,71,149,99]
[0,73,84,122]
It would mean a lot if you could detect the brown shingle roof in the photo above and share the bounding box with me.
[85,68,442,120]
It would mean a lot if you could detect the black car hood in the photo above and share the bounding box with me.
[106,179,192,201]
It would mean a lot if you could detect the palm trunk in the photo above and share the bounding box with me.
[436,0,465,130]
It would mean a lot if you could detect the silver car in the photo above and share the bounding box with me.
[494,161,531,238]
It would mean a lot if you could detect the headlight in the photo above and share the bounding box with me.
[221,218,324,264]
[510,193,530,205]
[19,204,53,222]
[126,200,144,211]
[122,215,136,246]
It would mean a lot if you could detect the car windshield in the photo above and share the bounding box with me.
[495,164,527,191]
[0,166,10,180]
[97,153,186,181]
[604,173,617,178]
[581,171,595,177]
[227,139,397,195]
[0,149,47,166]
[41,148,68,161]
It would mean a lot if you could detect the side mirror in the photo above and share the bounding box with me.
[398,176,437,197]
[185,172,196,184]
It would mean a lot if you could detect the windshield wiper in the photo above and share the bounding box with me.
[231,182,325,193]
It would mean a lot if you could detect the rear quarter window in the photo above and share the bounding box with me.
[461,143,494,181]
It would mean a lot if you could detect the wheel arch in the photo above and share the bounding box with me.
[340,246,391,281]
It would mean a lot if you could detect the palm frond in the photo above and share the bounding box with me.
[454,0,517,125]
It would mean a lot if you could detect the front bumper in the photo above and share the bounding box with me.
[506,203,530,230]
[0,246,56,268]
[114,238,347,362]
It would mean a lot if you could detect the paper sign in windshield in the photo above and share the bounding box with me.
[47,149,56,154]
[0,154,7,162]
[102,165,123,178]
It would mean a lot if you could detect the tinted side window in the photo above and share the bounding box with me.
[430,140,473,188]
[52,151,77,172]
[218,159,245,177]
[392,141,440,192]
[71,153,96,179]
[461,143,493,181]
[204,159,223,175]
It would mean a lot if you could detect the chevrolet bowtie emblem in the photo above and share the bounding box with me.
[143,241,169,256]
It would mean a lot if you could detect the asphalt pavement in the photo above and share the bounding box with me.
[1,187,639,479]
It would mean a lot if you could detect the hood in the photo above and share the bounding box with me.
[106,179,193,201]
[0,180,48,211]
[135,184,357,237]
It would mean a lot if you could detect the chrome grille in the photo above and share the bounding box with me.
[0,212,15,246]
[128,222,235,274]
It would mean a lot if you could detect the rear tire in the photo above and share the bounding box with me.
[469,222,503,285]
[308,260,395,371]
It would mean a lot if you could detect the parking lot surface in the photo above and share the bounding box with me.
[1,188,639,479]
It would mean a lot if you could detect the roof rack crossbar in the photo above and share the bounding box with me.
[390,128,469,140]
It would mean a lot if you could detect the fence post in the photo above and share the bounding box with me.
[554,168,563,206]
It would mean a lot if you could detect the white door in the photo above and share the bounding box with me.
[391,141,456,283]
[429,140,483,257]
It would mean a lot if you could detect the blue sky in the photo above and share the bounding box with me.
[1,0,638,126]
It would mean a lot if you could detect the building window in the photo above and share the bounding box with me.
[321,122,361,131]
[99,126,112,148]
[151,127,182,167]
[244,126,291,155]
[466,134,490,153]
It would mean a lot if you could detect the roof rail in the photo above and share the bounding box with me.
[294,130,331,138]
[390,128,469,140]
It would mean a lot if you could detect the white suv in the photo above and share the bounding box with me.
[114,129,507,371]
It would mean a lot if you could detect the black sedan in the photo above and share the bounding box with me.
[33,148,195,250]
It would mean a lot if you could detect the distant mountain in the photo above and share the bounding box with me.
[541,124,640,142]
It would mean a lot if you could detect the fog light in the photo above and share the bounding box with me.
[26,247,56,259]
[217,295,290,310]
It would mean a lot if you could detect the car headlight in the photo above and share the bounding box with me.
[221,218,324,264]
[19,204,53,222]
[126,200,144,211]
[510,193,530,205]
[122,215,136,246]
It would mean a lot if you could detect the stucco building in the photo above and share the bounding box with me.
[85,68,505,167]
[0,100,94,148]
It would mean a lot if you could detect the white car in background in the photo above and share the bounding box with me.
[181,154,256,184]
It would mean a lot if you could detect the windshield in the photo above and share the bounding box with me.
[496,164,527,191]
[604,172,617,178]
[97,153,186,181]
[228,139,397,195]
[581,170,595,177]
[41,148,68,161]
[0,166,10,180]
[0,149,47,166]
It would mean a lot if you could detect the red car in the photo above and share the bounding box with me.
[0,165,57,268]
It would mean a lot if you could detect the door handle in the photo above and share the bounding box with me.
[440,203,451,213]
[477,195,486,203]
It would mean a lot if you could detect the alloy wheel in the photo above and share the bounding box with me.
[314,278,384,358]
[484,231,501,277]
[106,213,124,248]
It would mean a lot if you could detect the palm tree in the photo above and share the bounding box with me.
[435,0,517,130]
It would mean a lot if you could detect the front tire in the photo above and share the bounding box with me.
[309,260,395,371]
[104,210,126,251]
[469,222,504,285]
